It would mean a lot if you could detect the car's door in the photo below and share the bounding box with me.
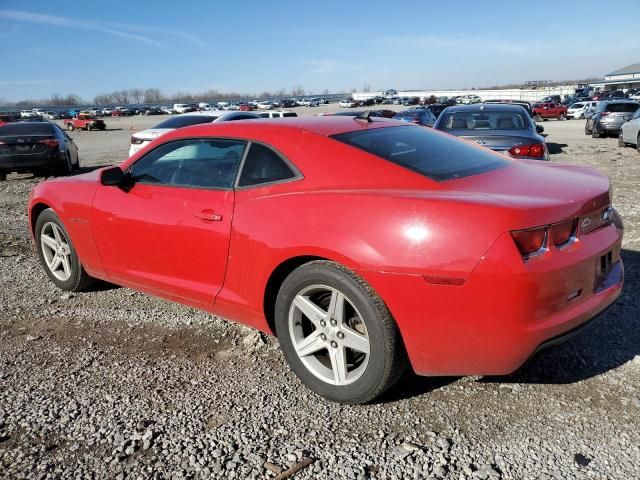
[623,109,640,142]
[91,138,246,304]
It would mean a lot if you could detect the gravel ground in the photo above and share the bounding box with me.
[1,114,639,479]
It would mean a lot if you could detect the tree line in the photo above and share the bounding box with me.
[0,86,331,108]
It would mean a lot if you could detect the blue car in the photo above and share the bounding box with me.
[393,109,437,127]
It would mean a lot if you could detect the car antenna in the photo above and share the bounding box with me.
[354,110,372,123]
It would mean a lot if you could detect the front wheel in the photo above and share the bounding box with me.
[67,123,74,131]
[35,209,95,291]
[274,261,407,404]
[558,113,566,120]
[618,131,626,147]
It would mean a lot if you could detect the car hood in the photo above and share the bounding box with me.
[132,128,174,140]
[443,160,610,227]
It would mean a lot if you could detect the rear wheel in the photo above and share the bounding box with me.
[637,134,640,153]
[275,261,407,404]
[535,114,542,122]
[35,209,96,291]
[67,123,74,131]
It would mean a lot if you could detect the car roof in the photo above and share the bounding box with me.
[444,104,527,113]
[180,115,405,137]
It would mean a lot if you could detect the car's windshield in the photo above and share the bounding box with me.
[331,125,510,181]
[153,115,218,129]
[571,103,585,109]
[438,111,529,130]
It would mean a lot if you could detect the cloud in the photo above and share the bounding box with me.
[0,10,205,47]
[303,59,339,74]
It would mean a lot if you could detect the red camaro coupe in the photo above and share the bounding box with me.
[28,116,624,403]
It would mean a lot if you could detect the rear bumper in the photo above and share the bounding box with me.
[360,224,624,376]
[597,120,626,132]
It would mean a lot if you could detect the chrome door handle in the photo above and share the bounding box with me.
[195,210,222,222]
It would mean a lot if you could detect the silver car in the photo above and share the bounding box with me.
[433,104,549,160]
[585,100,639,138]
[618,107,640,152]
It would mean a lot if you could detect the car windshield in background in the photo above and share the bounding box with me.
[572,103,585,108]
[0,123,55,135]
[438,111,528,130]
[331,125,510,181]
[604,103,639,113]
[153,115,218,129]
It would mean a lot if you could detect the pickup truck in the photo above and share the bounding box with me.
[64,115,106,131]
[532,102,568,121]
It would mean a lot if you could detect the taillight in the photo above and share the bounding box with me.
[131,137,144,145]
[601,111,610,116]
[552,219,576,247]
[511,226,547,257]
[508,143,546,158]
[38,139,59,148]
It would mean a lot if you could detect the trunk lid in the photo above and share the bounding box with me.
[444,161,610,228]
[457,134,537,153]
[0,135,57,156]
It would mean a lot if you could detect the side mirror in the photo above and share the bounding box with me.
[536,125,544,134]
[100,166,126,186]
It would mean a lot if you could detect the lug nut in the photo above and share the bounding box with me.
[337,332,344,339]
[330,341,338,349]
[330,318,337,327]
[320,333,327,341]
[320,320,326,327]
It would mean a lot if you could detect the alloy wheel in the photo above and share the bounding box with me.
[288,284,370,386]
[40,222,73,281]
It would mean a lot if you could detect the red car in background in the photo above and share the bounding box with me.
[532,102,568,121]
[238,103,254,111]
[27,117,624,403]
[0,113,21,126]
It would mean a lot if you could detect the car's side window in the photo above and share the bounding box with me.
[237,143,297,187]
[130,139,246,189]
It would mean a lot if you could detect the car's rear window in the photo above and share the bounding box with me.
[331,125,510,181]
[604,103,639,113]
[153,115,217,129]
[0,123,55,135]
[438,111,528,130]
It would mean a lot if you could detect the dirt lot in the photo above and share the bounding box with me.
[0,111,639,479]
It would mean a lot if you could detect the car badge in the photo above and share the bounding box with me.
[476,140,487,145]
[17,139,25,143]
[581,217,592,230]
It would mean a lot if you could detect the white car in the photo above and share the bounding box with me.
[20,110,37,119]
[198,103,213,110]
[257,110,298,119]
[339,99,357,108]
[460,95,482,104]
[128,111,261,156]
[216,101,230,109]
[160,106,174,114]
[102,106,115,116]
[42,111,59,120]
[223,103,239,111]
[257,101,274,110]
[173,103,196,114]
[569,101,600,119]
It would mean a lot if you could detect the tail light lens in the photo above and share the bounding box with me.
[511,227,547,257]
[508,143,546,158]
[38,139,59,148]
[552,219,576,247]
[131,137,144,145]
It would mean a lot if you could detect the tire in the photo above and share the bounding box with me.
[274,260,407,404]
[86,123,92,131]
[34,208,96,292]
[60,154,73,176]
[637,134,640,153]
[535,114,542,122]
[558,113,566,120]
[618,131,626,147]
[67,123,74,131]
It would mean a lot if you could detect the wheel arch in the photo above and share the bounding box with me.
[263,255,329,336]
[29,201,54,235]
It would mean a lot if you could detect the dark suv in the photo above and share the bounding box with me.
[585,100,640,138]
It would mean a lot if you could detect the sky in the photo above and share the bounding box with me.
[1,0,639,102]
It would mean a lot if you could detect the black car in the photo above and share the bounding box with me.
[0,122,79,180]
[332,109,397,118]
[402,96,420,106]
[280,99,298,108]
